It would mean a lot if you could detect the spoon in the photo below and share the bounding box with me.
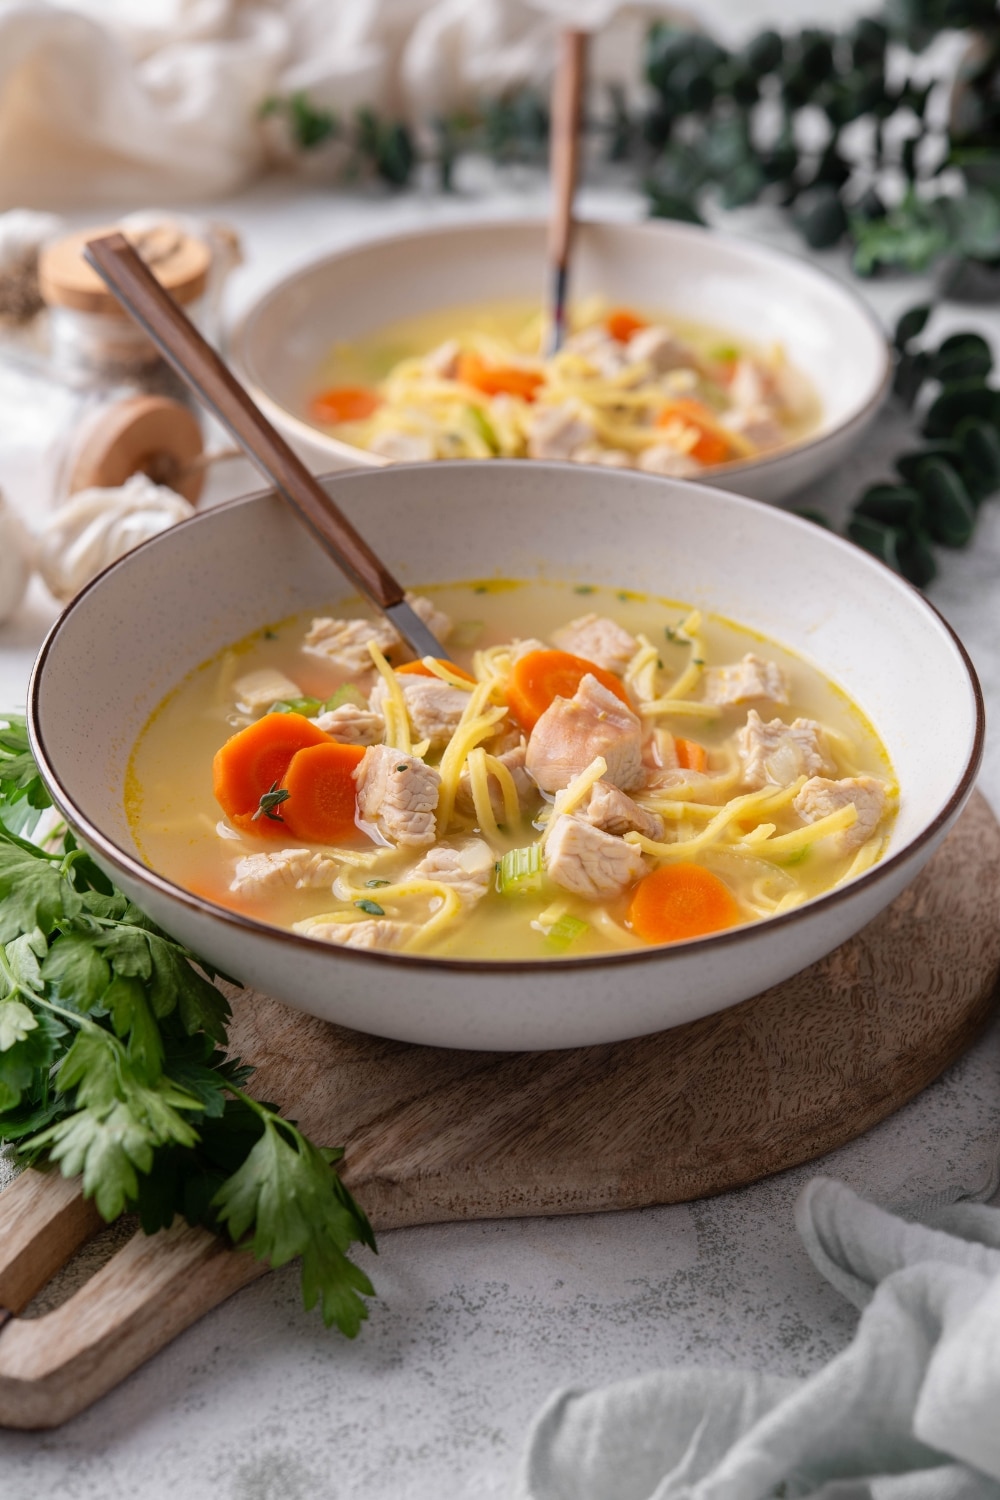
[546,29,588,356]
[83,232,452,663]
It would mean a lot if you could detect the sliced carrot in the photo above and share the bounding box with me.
[397,658,476,683]
[605,309,647,343]
[279,740,367,844]
[657,397,732,466]
[675,737,708,774]
[310,386,381,424]
[457,351,544,402]
[507,649,632,732]
[213,713,332,825]
[627,863,741,945]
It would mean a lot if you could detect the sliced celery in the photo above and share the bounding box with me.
[268,696,323,717]
[324,683,368,711]
[546,914,589,952]
[498,844,543,896]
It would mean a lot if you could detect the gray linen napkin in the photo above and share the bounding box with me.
[514,1165,1000,1500]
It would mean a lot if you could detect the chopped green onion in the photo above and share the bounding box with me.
[498,844,544,896]
[546,914,589,952]
[710,344,740,362]
[269,696,322,717]
[354,899,385,916]
[324,683,367,712]
[468,405,500,454]
[366,878,390,888]
[573,584,595,595]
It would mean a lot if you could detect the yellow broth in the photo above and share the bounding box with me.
[310,299,822,463]
[126,581,895,962]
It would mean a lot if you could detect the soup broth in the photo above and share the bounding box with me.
[126,581,895,963]
[309,298,821,472]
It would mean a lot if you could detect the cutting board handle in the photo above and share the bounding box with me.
[0,1168,266,1429]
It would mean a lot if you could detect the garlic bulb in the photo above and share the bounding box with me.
[38,474,194,604]
[0,492,35,623]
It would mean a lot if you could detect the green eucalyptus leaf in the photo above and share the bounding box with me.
[854,485,923,528]
[850,17,888,68]
[923,380,1000,440]
[930,333,993,385]
[795,186,849,249]
[893,303,932,350]
[893,349,931,408]
[793,28,836,84]
[743,28,783,75]
[895,530,937,588]
[915,459,976,547]
[895,443,961,486]
[847,516,903,572]
[720,160,765,209]
[956,417,1000,500]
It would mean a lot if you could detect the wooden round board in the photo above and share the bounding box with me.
[0,791,998,1429]
[239,789,1000,1226]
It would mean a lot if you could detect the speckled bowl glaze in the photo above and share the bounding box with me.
[230,218,891,505]
[30,462,982,1051]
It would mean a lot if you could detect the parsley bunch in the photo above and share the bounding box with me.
[0,717,375,1335]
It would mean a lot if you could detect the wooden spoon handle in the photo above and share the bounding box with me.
[83,233,405,611]
[548,30,588,273]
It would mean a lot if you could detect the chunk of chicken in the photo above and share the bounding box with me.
[626,325,697,374]
[793,775,888,854]
[722,406,785,452]
[354,745,440,847]
[526,672,644,794]
[528,404,595,461]
[230,848,339,898]
[313,703,385,746]
[410,839,495,906]
[728,357,769,411]
[304,594,451,676]
[583,781,664,841]
[407,592,453,644]
[455,740,537,821]
[544,815,647,900]
[369,432,435,462]
[570,445,633,469]
[551,613,639,676]
[702,654,789,708]
[737,710,834,791]
[423,339,461,380]
[233,667,303,715]
[298,917,419,951]
[564,326,629,378]
[370,674,468,750]
[304,616,401,676]
[637,445,702,478]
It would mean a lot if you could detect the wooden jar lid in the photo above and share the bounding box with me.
[39,224,210,316]
[67,395,205,504]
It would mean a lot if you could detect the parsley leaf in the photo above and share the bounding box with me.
[213,1108,375,1335]
[0,715,377,1336]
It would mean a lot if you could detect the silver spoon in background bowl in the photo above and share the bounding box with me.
[83,231,452,664]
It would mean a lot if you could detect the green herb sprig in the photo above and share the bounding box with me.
[0,719,375,1335]
[808,304,1000,587]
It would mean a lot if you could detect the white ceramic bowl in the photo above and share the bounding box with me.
[231,218,891,504]
[29,462,981,1051]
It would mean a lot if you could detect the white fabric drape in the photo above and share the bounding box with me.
[0,0,678,208]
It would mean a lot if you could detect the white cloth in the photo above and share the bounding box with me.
[0,0,679,208]
[515,1168,1000,1500]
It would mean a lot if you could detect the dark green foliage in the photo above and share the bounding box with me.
[827,304,1000,587]
[0,719,375,1335]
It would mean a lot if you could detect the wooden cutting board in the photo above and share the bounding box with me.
[1,791,998,1429]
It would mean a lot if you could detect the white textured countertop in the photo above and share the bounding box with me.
[1,174,999,1500]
